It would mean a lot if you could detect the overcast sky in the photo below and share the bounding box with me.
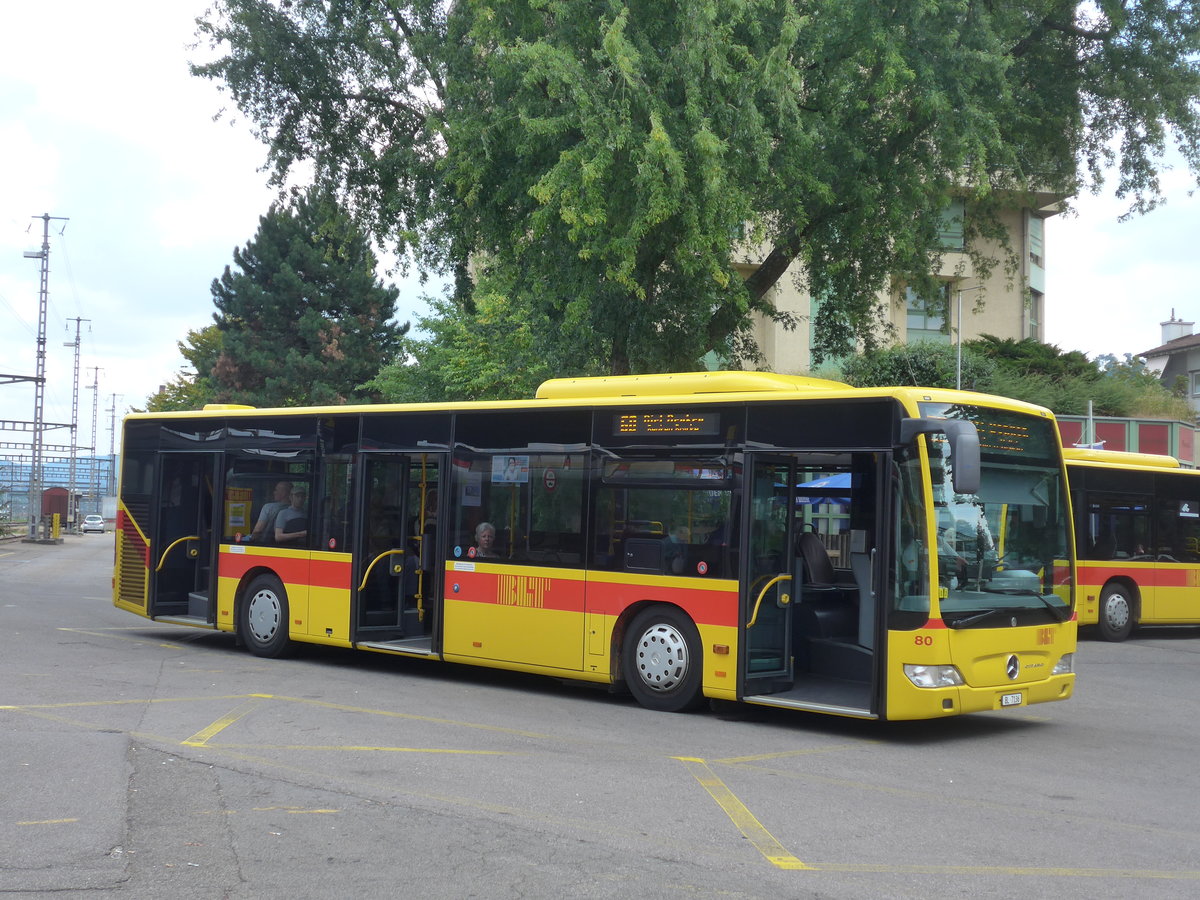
[2,2,1198,457]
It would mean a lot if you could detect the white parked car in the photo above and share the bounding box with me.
[82,515,106,534]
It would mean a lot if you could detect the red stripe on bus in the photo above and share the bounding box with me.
[584,578,738,627]
[446,569,739,627]
[218,549,351,588]
[310,557,353,590]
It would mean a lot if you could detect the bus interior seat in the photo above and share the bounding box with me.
[795,531,857,640]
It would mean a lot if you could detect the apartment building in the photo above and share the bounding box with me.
[740,192,1064,373]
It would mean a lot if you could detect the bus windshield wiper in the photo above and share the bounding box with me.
[945,608,1002,628]
[980,587,1071,622]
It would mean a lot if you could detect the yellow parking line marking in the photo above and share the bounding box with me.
[0,694,265,711]
[17,819,78,826]
[817,863,1200,879]
[717,744,875,764]
[57,627,187,649]
[183,699,264,746]
[675,757,812,870]
[208,743,516,755]
[267,694,553,739]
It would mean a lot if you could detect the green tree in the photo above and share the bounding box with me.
[368,261,607,401]
[195,1,1200,370]
[141,326,224,412]
[209,191,406,407]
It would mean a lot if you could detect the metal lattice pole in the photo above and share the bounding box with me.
[65,317,89,530]
[88,367,101,517]
[22,213,68,539]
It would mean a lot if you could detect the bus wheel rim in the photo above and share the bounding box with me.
[248,589,281,642]
[1104,593,1129,628]
[634,623,689,693]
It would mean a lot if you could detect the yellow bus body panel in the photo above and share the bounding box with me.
[885,620,1076,720]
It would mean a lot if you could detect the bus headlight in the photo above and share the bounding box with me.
[904,664,965,688]
[1052,653,1074,675]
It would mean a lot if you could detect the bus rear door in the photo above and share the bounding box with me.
[150,452,221,622]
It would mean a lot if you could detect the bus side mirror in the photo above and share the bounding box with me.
[899,417,981,495]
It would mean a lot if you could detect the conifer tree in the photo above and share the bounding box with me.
[209,191,405,407]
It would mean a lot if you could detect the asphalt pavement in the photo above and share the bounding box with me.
[3,534,1200,899]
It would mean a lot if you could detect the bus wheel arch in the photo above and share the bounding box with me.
[619,603,705,713]
[1097,579,1139,642]
[238,571,294,658]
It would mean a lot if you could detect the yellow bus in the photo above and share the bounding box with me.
[1067,447,1200,640]
[114,372,1076,719]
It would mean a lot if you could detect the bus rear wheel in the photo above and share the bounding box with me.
[622,607,705,712]
[241,574,293,658]
[1097,583,1135,642]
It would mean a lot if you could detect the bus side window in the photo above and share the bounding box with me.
[451,452,585,567]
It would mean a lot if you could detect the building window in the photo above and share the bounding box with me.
[938,199,965,251]
[905,285,950,344]
[1029,215,1045,268]
[1190,372,1200,398]
[1027,289,1043,341]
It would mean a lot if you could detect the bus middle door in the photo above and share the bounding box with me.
[353,453,442,647]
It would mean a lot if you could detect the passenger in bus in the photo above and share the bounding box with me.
[251,480,293,542]
[274,488,309,545]
[474,521,499,558]
[664,524,689,574]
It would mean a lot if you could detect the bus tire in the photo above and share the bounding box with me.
[241,574,293,658]
[1097,583,1135,642]
[622,607,705,713]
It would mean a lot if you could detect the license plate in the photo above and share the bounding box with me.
[1000,692,1023,707]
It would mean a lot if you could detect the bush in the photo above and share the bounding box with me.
[840,341,996,391]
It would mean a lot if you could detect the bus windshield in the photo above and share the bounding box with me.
[921,403,1072,627]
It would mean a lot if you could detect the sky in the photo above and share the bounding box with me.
[1,2,1198,460]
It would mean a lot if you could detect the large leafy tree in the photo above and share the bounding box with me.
[209,191,406,406]
[140,325,225,412]
[195,1,1200,372]
[367,260,607,402]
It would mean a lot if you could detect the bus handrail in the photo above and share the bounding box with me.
[358,549,407,591]
[156,535,199,572]
[748,574,791,628]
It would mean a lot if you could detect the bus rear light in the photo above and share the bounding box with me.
[904,664,965,688]
[1052,653,1074,675]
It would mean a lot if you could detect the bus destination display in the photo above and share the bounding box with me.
[614,411,720,437]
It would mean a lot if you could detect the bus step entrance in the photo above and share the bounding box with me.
[187,591,210,618]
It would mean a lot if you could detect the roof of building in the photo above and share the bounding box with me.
[1140,332,1200,359]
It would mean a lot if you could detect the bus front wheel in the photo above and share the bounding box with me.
[622,607,705,712]
[1097,583,1135,642]
[241,574,293,658]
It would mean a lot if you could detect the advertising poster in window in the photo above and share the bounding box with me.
[493,455,530,484]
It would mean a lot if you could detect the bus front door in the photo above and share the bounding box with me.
[353,453,443,649]
[743,454,880,718]
[150,452,221,622]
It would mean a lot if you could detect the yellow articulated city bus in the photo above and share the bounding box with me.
[113,371,1076,720]
[1066,447,1200,640]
